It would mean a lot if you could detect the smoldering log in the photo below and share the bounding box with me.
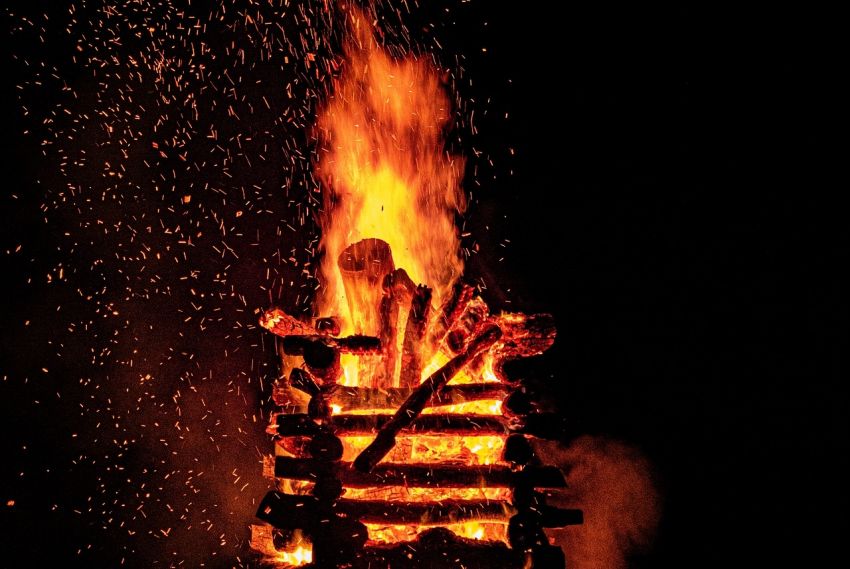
[399,284,432,388]
[329,384,510,411]
[258,491,516,525]
[428,281,475,348]
[353,324,503,472]
[274,457,568,488]
[276,413,510,437]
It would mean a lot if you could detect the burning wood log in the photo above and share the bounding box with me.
[377,268,411,387]
[338,238,395,337]
[327,383,510,412]
[492,313,557,359]
[276,413,509,437]
[353,324,503,472]
[399,284,432,388]
[259,307,317,337]
[446,296,490,353]
[274,457,568,488]
[259,492,518,525]
[428,281,475,348]
[280,334,382,355]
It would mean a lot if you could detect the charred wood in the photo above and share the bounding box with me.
[399,284,432,388]
[353,324,503,472]
[274,457,567,488]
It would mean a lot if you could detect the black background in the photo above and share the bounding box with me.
[1,2,843,568]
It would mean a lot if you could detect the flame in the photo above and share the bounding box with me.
[275,546,313,567]
[315,9,465,334]
[250,525,312,567]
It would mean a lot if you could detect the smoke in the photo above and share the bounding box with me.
[534,436,662,569]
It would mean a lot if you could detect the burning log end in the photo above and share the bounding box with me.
[312,475,344,502]
[307,394,331,420]
[339,238,394,279]
[494,313,557,358]
[315,316,341,336]
[495,355,547,385]
[503,434,536,466]
[504,388,537,416]
[259,307,317,337]
[308,432,344,461]
[382,267,416,296]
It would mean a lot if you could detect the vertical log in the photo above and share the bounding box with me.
[399,284,432,388]
[338,239,394,388]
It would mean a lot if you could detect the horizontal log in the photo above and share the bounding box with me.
[276,413,510,436]
[329,384,510,411]
[274,457,567,488]
[259,491,579,533]
[281,334,382,355]
[275,412,566,439]
[259,491,513,524]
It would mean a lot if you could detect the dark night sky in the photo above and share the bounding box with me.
[1,2,843,568]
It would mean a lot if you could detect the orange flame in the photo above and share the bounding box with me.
[315,9,465,333]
